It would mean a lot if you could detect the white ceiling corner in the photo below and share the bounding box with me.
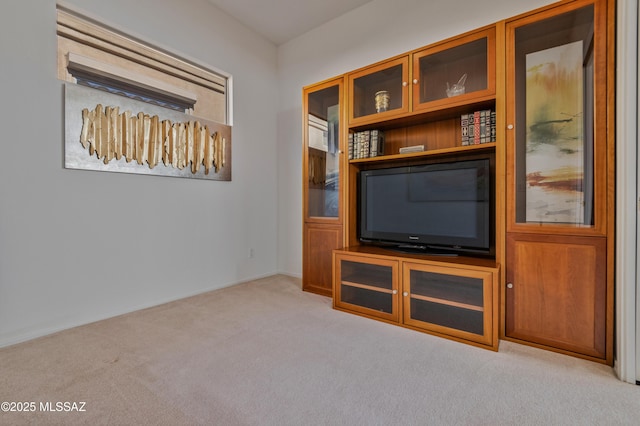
[205,0,373,45]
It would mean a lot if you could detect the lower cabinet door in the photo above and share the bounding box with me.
[403,262,496,347]
[505,233,608,360]
[303,223,342,297]
[333,253,399,322]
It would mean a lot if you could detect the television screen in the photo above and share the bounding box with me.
[359,159,492,256]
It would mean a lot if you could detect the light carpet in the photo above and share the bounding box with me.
[1,274,639,425]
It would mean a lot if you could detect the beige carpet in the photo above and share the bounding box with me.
[1,274,639,425]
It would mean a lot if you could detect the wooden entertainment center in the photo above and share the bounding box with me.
[302,0,615,363]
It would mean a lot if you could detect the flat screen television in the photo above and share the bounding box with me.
[358,158,493,256]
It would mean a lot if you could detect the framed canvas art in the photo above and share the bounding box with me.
[524,40,585,223]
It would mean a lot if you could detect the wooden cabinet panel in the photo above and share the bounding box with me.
[505,233,607,359]
[303,224,343,297]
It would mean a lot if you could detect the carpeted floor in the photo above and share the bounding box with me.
[1,274,639,425]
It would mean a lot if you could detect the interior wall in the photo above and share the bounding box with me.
[612,0,639,385]
[276,0,556,277]
[637,0,640,383]
[0,0,279,347]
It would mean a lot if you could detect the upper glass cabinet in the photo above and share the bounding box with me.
[412,27,495,111]
[507,1,606,234]
[304,79,343,221]
[347,28,495,127]
[348,57,410,125]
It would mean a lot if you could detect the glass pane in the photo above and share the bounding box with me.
[341,285,393,313]
[514,5,594,225]
[419,38,487,103]
[352,64,403,118]
[410,270,483,308]
[410,299,483,335]
[341,260,393,290]
[307,85,340,218]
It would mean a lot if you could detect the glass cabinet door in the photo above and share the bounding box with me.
[403,263,494,345]
[304,79,343,221]
[507,1,606,235]
[412,27,495,111]
[334,254,399,322]
[348,57,409,125]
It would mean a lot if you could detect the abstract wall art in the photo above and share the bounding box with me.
[65,83,232,180]
[525,40,585,223]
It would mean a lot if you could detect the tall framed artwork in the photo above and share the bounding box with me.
[524,40,586,223]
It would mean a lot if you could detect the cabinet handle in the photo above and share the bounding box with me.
[507,124,514,130]
[402,81,408,87]
[507,283,514,289]
[413,79,418,85]
[392,290,397,295]
[403,291,409,297]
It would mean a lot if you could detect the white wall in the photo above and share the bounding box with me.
[0,0,279,347]
[276,0,556,276]
[614,0,639,385]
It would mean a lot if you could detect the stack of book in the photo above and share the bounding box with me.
[348,130,385,159]
[461,110,496,146]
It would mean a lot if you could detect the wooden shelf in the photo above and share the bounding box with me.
[337,245,498,269]
[410,293,483,312]
[350,142,496,165]
[341,281,395,294]
[348,96,496,132]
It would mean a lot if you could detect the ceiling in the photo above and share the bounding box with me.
[205,0,373,45]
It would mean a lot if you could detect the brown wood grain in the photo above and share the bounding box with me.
[505,233,607,359]
[303,224,343,297]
